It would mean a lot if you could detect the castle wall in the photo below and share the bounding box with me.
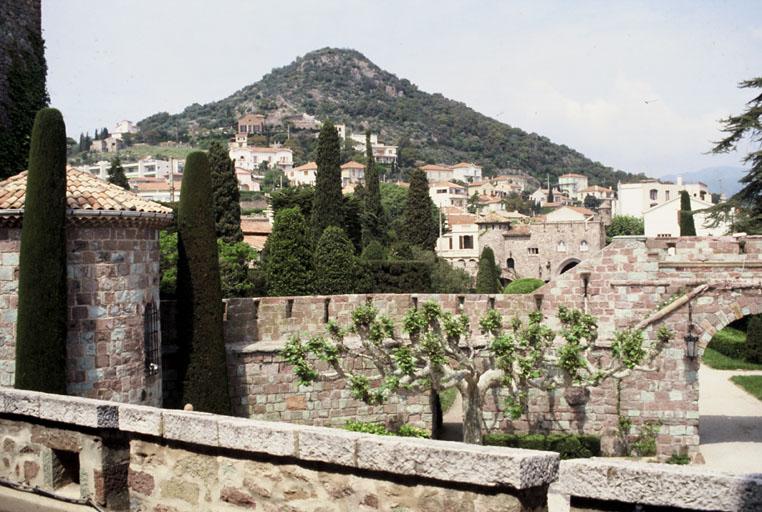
[0,224,162,406]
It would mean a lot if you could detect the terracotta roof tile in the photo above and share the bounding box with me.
[341,160,365,169]
[0,168,172,214]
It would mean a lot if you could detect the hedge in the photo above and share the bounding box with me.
[361,260,433,293]
[503,278,545,294]
[483,433,601,460]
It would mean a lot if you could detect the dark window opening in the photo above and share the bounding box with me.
[285,299,294,318]
[51,449,80,490]
[323,298,330,323]
[144,302,160,376]
[506,258,515,269]
[559,260,579,275]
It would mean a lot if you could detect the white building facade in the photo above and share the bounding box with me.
[616,178,710,217]
[643,196,730,237]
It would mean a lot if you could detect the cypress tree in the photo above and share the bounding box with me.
[679,190,697,236]
[311,121,343,239]
[402,168,437,250]
[362,130,385,246]
[175,151,231,414]
[475,246,501,294]
[15,108,67,393]
[264,207,313,296]
[313,226,357,294]
[208,141,243,243]
[107,155,130,190]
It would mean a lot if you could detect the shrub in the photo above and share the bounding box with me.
[176,151,231,414]
[361,260,432,293]
[707,326,747,360]
[313,226,358,294]
[503,278,545,294]
[745,316,762,364]
[361,240,386,261]
[15,108,67,393]
[344,420,390,435]
[397,424,430,438]
[483,433,600,460]
[264,207,313,296]
[218,240,258,298]
[666,453,690,465]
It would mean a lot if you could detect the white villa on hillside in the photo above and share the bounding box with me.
[429,181,467,208]
[229,145,293,172]
[451,162,482,182]
[616,177,710,217]
[341,161,365,186]
[558,173,589,200]
[643,196,730,237]
[287,162,318,186]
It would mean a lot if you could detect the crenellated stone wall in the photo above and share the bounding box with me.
[222,236,762,459]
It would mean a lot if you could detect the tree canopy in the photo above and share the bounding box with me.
[264,207,313,296]
[311,121,344,239]
[107,156,129,190]
[208,141,243,243]
[679,190,697,236]
[401,168,437,250]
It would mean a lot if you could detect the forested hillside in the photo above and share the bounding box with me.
[138,48,644,187]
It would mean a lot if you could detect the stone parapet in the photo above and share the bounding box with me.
[555,458,762,512]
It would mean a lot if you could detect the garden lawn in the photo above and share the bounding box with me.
[703,326,762,370]
[730,375,762,402]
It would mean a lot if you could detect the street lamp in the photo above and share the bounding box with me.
[684,300,699,359]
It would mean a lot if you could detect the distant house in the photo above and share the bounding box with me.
[235,168,260,191]
[420,164,453,183]
[132,177,181,203]
[237,113,266,135]
[287,162,318,186]
[558,173,589,200]
[616,177,711,218]
[241,216,272,252]
[579,185,615,201]
[468,177,523,199]
[110,120,138,140]
[529,187,568,207]
[90,136,124,153]
[476,195,504,213]
[429,181,467,208]
[643,196,730,237]
[288,113,321,130]
[544,206,596,223]
[451,162,482,183]
[229,145,293,172]
[340,160,365,186]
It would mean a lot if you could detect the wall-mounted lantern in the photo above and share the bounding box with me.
[684,300,699,359]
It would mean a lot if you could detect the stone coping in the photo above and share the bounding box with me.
[555,458,762,512]
[0,388,558,490]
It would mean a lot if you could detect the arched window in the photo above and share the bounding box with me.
[506,257,515,269]
[580,240,589,252]
[144,302,160,376]
[556,241,567,252]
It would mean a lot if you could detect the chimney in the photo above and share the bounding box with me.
[677,176,683,186]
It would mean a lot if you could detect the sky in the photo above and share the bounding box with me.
[43,0,761,177]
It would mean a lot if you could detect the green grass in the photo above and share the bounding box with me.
[119,144,197,161]
[731,375,762,401]
[439,388,457,413]
[703,327,762,370]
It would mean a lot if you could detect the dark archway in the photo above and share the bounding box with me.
[557,258,580,276]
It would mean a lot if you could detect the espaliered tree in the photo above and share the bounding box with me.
[362,130,385,246]
[475,246,500,293]
[283,301,673,444]
[208,141,243,243]
[175,151,231,414]
[264,207,313,296]
[313,226,358,294]
[402,168,437,250]
[107,155,129,190]
[679,190,697,236]
[311,121,344,240]
[15,108,67,393]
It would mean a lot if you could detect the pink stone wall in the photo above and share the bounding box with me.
[223,236,762,458]
[0,225,162,406]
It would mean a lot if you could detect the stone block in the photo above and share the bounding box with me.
[356,436,558,489]
[297,425,361,467]
[38,393,118,428]
[0,388,40,416]
[162,410,219,447]
[118,404,163,437]
[217,417,297,457]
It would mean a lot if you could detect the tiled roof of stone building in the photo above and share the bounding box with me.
[0,168,173,227]
[0,168,172,213]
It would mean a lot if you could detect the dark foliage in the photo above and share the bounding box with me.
[313,226,358,294]
[484,433,601,460]
[362,130,385,245]
[136,48,642,187]
[503,278,545,294]
[583,194,601,210]
[679,190,697,236]
[746,316,762,364]
[475,246,500,293]
[311,121,344,239]
[175,152,231,414]
[342,193,363,252]
[264,207,313,296]
[606,215,644,244]
[270,185,314,218]
[15,108,67,393]
[208,141,243,243]
[361,260,432,293]
[402,168,437,250]
[107,156,130,190]
[0,25,49,178]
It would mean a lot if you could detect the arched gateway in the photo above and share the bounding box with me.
[223,235,762,460]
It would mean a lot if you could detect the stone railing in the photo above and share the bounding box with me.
[0,387,557,511]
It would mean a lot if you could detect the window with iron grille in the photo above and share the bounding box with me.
[144,302,160,376]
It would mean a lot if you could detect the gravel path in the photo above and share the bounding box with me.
[699,365,762,473]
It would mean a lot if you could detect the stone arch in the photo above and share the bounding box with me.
[556,257,580,276]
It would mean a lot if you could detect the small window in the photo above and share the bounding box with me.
[460,236,474,249]
[144,302,159,376]
[556,241,567,252]
[580,240,589,252]
[528,247,539,255]
[665,191,670,201]
[506,258,515,269]
[649,189,658,201]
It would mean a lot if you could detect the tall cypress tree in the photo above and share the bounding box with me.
[107,155,130,190]
[311,121,343,239]
[208,141,243,243]
[264,207,313,296]
[362,130,385,246]
[475,246,501,293]
[313,226,357,294]
[175,151,231,414]
[679,190,697,236]
[0,25,49,178]
[15,108,67,393]
[402,168,437,250]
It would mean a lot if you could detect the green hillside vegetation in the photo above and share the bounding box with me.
[137,48,643,187]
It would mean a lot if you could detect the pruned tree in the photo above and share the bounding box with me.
[107,156,129,190]
[475,246,500,293]
[679,190,697,236]
[283,301,672,444]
